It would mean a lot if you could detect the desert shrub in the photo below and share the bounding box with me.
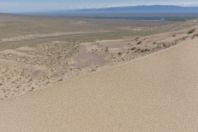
[137,41,142,45]
[187,29,196,34]
[118,52,122,56]
[140,49,150,52]
[135,48,141,53]
[192,33,198,39]
[130,47,136,51]
[105,47,109,53]
[162,43,170,48]
[134,37,139,41]
[181,36,188,41]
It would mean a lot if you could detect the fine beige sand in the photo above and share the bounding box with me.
[1,36,198,131]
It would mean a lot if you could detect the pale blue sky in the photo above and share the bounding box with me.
[1,0,198,13]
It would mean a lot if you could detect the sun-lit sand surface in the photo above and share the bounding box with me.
[1,36,198,131]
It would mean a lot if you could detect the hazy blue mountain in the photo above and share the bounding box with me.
[30,5,198,16]
[67,5,198,14]
[25,5,198,21]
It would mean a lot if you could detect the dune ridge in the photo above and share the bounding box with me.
[1,36,198,131]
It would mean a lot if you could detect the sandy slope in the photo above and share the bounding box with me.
[1,37,198,131]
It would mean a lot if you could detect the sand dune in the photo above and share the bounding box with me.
[0,36,198,131]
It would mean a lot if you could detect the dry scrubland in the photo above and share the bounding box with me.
[0,14,198,100]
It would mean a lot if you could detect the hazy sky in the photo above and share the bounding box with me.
[1,0,198,13]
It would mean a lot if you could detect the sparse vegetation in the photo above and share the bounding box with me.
[187,28,196,34]
[140,48,150,53]
[118,52,122,56]
[131,47,136,50]
[137,41,142,45]
[153,41,157,45]
[192,33,198,39]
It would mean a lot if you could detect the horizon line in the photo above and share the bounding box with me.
[2,4,198,14]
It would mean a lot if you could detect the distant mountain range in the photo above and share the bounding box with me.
[28,5,198,16]
[26,5,198,21]
[71,5,198,14]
